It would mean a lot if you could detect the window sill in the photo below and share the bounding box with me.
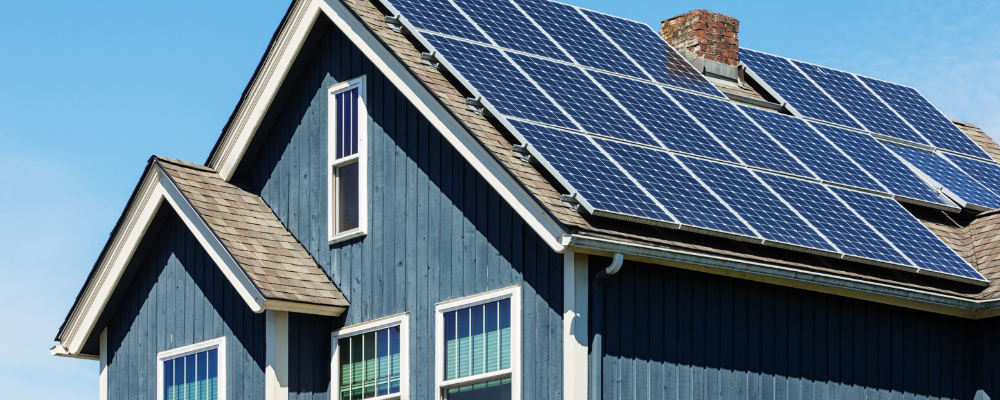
[440,369,513,390]
[329,229,366,245]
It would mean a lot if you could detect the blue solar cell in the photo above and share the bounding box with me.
[810,123,945,205]
[740,106,883,192]
[756,172,909,266]
[422,34,575,128]
[597,139,758,237]
[580,9,724,97]
[668,89,813,177]
[830,188,984,281]
[942,154,1000,200]
[509,120,674,222]
[793,61,928,145]
[508,53,658,146]
[453,0,569,61]
[887,143,1000,209]
[679,156,835,251]
[513,0,647,78]
[588,71,737,162]
[392,0,489,43]
[739,49,862,130]
[859,76,991,160]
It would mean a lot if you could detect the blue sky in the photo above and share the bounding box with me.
[1,0,997,398]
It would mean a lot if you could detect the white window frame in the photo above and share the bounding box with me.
[435,286,522,400]
[327,76,369,244]
[331,313,410,400]
[156,337,227,400]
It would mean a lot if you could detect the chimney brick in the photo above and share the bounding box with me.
[661,9,740,67]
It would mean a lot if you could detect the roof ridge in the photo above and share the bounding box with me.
[151,155,217,173]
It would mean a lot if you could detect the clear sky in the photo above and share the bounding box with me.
[1,0,997,398]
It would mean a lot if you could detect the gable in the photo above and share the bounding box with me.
[55,158,345,359]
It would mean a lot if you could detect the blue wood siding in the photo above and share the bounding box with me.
[288,313,333,400]
[237,23,563,400]
[590,256,999,400]
[103,211,265,400]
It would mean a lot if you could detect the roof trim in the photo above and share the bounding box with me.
[56,160,345,357]
[566,233,1000,319]
[204,0,568,252]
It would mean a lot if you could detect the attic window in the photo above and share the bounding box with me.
[328,77,369,244]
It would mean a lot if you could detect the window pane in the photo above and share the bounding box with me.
[335,87,360,160]
[337,163,360,233]
[444,378,512,400]
[443,299,512,382]
[164,359,174,400]
[339,327,401,399]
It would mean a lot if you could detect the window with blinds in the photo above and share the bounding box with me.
[159,342,222,400]
[338,326,402,400]
[440,298,513,400]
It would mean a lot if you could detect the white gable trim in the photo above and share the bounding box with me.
[54,163,341,359]
[206,0,568,252]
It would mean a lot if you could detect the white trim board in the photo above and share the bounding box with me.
[54,161,343,359]
[204,0,568,253]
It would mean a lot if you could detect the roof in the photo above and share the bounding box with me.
[156,157,347,307]
[337,0,1000,301]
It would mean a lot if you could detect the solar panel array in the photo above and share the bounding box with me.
[381,0,988,283]
[741,48,993,161]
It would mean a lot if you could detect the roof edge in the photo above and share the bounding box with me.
[566,233,1000,319]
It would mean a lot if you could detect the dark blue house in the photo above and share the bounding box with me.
[53,1,1000,399]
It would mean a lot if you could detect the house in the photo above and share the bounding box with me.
[52,0,1000,399]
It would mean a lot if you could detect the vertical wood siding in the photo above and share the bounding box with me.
[238,24,563,400]
[591,256,999,400]
[104,212,265,400]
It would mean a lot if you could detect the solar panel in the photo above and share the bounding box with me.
[830,188,985,281]
[512,0,648,78]
[792,61,928,145]
[739,49,862,130]
[858,76,991,160]
[887,143,1000,209]
[588,71,738,162]
[597,139,758,237]
[756,172,910,266]
[507,52,658,146]
[422,33,576,129]
[392,0,489,43]
[668,89,814,177]
[740,106,884,192]
[452,0,569,61]
[580,9,724,97]
[678,156,835,251]
[809,123,946,205]
[509,120,673,222]
[942,153,1000,198]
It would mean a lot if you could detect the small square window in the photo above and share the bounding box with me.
[436,288,521,400]
[157,337,226,400]
[333,314,410,400]
[328,77,368,244]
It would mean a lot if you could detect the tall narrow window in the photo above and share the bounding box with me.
[333,314,409,400]
[436,288,521,400]
[328,77,368,243]
[158,338,226,400]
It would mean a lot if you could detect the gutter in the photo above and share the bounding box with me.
[562,233,1000,319]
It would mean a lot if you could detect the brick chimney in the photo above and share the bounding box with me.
[661,9,739,81]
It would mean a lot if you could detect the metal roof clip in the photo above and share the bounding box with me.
[466,97,485,115]
[560,193,581,212]
[383,15,408,34]
[512,144,533,163]
[420,52,440,69]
